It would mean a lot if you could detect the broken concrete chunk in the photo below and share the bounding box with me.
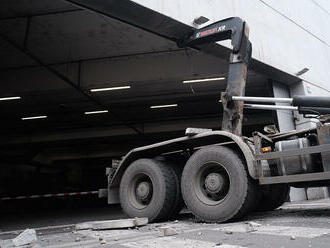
[12,229,38,247]
[246,221,261,227]
[245,221,262,233]
[76,217,148,230]
[133,217,146,226]
[158,227,178,237]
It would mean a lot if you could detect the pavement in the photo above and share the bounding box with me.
[1,199,330,248]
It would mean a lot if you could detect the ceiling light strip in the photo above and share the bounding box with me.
[183,77,226,84]
[150,104,178,109]
[0,96,21,101]
[22,115,47,120]
[84,110,109,115]
[90,86,131,92]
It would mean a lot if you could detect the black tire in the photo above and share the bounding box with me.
[181,146,258,223]
[256,184,290,211]
[119,158,177,222]
[154,156,185,219]
[168,164,185,219]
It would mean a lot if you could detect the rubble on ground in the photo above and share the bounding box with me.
[12,229,38,247]
[76,217,148,231]
[245,221,262,233]
[158,226,178,237]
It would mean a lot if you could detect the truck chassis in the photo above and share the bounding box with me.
[102,17,330,223]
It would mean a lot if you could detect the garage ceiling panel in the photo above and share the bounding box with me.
[0,0,79,19]
[27,10,178,64]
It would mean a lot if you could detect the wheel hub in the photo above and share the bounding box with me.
[204,173,225,193]
[136,181,151,200]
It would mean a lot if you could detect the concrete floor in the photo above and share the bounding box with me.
[1,199,330,247]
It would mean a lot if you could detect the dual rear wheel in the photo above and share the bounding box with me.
[119,146,288,222]
[119,158,183,222]
[181,146,259,222]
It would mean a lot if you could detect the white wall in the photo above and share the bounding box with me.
[132,0,330,95]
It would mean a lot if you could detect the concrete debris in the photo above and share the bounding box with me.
[133,217,144,226]
[290,235,296,240]
[76,217,148,230]
[158,227,178,237]
[245,221,261,233]
[247,221,262,227]
[12,229,38,247]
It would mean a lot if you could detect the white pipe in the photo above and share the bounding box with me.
[244,104,297,111]
[232,96,293,104]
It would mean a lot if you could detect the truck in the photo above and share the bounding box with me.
[101,17,330,223]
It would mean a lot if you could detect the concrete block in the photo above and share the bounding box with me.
[158,227,177,237]
[244,221,261,233]
[307,187,328,200]
[76,217,148,230]
[12,229,37,247]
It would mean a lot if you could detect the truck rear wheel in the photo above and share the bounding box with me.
[119,158,176,222]
[256,184,290,211]
[154,157,185,219]
[168,164,185,219]
[181,146,257,222]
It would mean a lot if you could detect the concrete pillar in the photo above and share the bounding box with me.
[272,81,307,201]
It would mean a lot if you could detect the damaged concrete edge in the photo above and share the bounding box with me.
[75,217,148,231]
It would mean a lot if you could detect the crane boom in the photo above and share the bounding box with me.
[181,17,252,135]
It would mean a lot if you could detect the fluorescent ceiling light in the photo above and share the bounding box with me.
[84,110,109,115]
[90,86,131,92]
[0,96,21,101]
[150,104,178,109]
[22,115,47,120]
[183,77,226,84]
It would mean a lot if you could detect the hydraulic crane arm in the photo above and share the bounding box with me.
[181,17,252,135]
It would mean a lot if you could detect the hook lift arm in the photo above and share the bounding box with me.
[180,17,252,136]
